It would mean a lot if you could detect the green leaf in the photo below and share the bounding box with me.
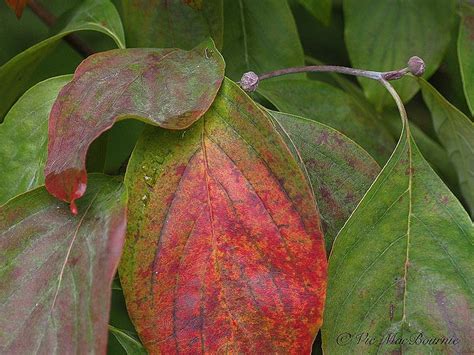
[222,0,304,80]
[0,75,72,205]
[458,3,474,116]
[418,78,474,217]
[120,79,327,353]
[258,78,395,164]
[268,110,380,250]
[0,0,125,119]
[344,0,456,110]
[120,0,223,50]
[297,0,332,26]
[0,174,127,353]
[322,111,474,353]
[109,326,147,355]
[384,110,459,194]
[44,39,225,213]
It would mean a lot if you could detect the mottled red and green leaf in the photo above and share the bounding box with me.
[119,79,327,353]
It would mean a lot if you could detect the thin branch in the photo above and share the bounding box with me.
[238,56,425,93]
[27,0,95,58]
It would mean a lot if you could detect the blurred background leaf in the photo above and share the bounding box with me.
[119,0,223,50]
[344,0,456,110]
[222,0,304,80]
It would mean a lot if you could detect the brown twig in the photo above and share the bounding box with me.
[27,0,95,58]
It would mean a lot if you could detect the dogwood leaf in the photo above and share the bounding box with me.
[0,174,127,354]
[0,75,71,205]
[458,3,474,116]
[344,0,456,109]
[45,40,225,214]
[322,93,473,354]
[258,79,395,164]
[268,110,380,250]
[120,79,327,353]
[222,0,304,80]
[121,0,223,50]
[419,78,474,217]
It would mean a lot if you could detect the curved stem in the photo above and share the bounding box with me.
[378,78,409,127]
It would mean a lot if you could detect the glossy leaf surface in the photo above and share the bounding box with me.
[222,0,304,80]
[0,174,127,353]
[0,0,125,119]
[322,116,474,353]
[45,40,225,213]
[121,0,223,50]
[419,78,474,217]
[0,75,71,205]
[258,79,394,164]
[268,110,380,250]
[344,0,456,109]
[5,0,27,18]
[458,4,474,116]
[120,79,327,353]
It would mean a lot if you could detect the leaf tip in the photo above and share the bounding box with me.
[45,168,88,212]
[70,201,78,215]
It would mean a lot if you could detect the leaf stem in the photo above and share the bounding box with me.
[27,0,95,58]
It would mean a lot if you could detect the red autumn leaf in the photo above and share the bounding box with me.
[5,0,28,18]
[119,79,327,353]
[45,40,224,214]
[0,174,127,353]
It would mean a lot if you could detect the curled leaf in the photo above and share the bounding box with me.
[45,40,225,213]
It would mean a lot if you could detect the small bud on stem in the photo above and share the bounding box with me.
[407,56,425,77]
[240,71,259,92]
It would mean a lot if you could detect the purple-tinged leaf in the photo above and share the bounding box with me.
[0,174,127,353]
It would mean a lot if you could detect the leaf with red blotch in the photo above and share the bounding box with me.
[45,39,225,214]
[119,79,327,353]
[0,174,127,354]
[5,0,28,18]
